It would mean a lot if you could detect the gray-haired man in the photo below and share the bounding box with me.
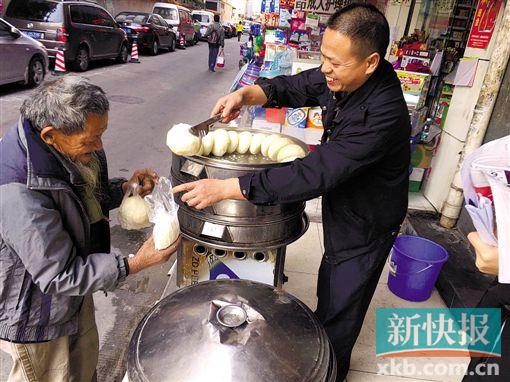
[0,77,179,381]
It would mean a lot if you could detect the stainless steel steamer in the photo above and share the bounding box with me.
[171,128,310,287]
[127,280,337,382]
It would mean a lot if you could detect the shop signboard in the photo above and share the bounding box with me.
[467,0,503,49]
[294,0,354,14]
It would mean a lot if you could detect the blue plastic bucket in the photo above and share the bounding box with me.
[387,235,448,302]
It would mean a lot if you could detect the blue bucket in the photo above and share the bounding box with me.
[387,235,448,302]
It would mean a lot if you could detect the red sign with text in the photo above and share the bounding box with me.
[467,0,503,49]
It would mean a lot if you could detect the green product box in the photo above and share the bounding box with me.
[409,167,425,192]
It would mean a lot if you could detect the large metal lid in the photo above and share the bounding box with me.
[128,280,332,382]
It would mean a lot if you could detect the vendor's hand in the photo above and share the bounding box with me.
[468,232,499,276]
[173,178,245,210]
[211,90,243,123]
[123,168,158,197]
[128,235,181,274]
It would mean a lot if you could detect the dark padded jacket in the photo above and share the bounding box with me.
[239,61,410,263]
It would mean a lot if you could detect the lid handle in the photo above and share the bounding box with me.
[216,305,247,328]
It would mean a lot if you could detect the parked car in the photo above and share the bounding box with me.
[115,12,176,55]
[4,0,129,72]
[153,2,195,48]
[221,22,234,38]
[191,10,214,41]
[0,18,48,87]
[242,21,251,34]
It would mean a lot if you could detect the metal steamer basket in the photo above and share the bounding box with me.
[127,280,337,382]
[171,128,310,287]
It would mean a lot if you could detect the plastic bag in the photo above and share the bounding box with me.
[216,49,225,68]
[145,177,180,250]
[118,183,151,230]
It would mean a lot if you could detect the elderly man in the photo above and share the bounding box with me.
[173,4,410,380]
[0,77,179,381]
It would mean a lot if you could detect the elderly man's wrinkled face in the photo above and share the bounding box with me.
[41,113,108,165]
[320,28,380,93]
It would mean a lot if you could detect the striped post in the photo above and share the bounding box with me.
[130,41,140,63]
[54,49,66,75]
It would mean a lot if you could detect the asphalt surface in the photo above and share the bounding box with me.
[0,36,243,381]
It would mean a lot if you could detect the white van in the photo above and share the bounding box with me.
[153,2,195,47]
[191,10,215,40]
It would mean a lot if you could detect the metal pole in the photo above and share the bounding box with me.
[440,0,510,228]
[404,0,417,36]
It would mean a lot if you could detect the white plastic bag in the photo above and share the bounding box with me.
[216,49,225,68]
[118,183,151,230]
[145,177,180,250]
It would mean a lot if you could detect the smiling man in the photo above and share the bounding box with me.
[173,4,410,380]
[0,77,180,381]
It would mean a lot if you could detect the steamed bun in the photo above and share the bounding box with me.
[261,134,280,157]
[277,144,307,162]
[249,133,266,155]
[268,137,293,161]
[212,129,230,157]
[227,131,239,154]
[166,123,201,156]
[201,133,214,156]
[237,131,253,154]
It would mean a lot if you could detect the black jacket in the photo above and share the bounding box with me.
[238,60,410,263]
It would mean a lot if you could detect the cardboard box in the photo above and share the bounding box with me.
[409,167,425,192]
[291,59,321,75]
[306,107,323,128]
[251,118,282,133]
[266,108,286,124]
[396,70,431,110]
[285,107,309,128]
[411,143,434,168]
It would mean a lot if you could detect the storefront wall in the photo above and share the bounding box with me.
[422,2,507,211]
[384,0,508,213]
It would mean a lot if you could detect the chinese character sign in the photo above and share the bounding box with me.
[376,308,502,357]
[468,0,503,49]
[294,0,354,14]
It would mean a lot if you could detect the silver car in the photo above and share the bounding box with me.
[0,18,49,87]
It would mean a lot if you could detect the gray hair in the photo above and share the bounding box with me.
[20,77,109,134]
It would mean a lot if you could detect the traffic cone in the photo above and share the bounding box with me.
[130,41,140,63]
[53,49,67,75]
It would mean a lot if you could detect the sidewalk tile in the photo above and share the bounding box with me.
[283,270,318,311]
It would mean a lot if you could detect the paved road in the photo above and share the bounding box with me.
[0,37,243,381]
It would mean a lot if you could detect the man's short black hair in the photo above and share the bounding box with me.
[327,3,389,59]
[214,14,220,22]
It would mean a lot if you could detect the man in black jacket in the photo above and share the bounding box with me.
[173,4,410,380]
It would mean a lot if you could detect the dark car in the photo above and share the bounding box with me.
[4,0,129,72]
[0,18,48,87]
[115,12,176,55]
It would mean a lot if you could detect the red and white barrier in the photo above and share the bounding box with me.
[130,41,140,63]
[54,49,66,74]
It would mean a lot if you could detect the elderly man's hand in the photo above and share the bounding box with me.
[128,235,181,274]
[173,178,245,210]
[123,168,158,197]
[468,232,499,276]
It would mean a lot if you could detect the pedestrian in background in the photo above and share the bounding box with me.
[236,21,243,41]
[203,14,225,72]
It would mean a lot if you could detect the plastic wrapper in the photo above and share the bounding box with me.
[145,177,180,250]
[118,183,151,230]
